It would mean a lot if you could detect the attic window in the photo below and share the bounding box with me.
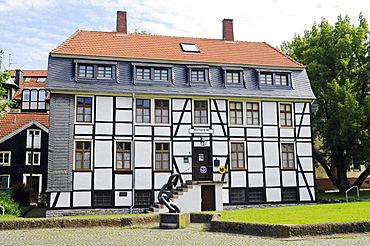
[37,78,46,83]
[180,43,200,53]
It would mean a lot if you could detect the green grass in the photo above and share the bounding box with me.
[215,200,370,224]
[0,215,22,220]
[54,214,141,219]
[317,189,370,200]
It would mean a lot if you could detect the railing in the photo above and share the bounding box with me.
[346,185,359,202]
[0,205,4,216]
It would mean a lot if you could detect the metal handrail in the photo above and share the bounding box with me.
[346,185,359,202]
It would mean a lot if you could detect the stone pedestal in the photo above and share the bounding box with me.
[159,213,190,229]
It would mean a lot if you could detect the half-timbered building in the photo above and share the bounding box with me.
[46,11,316,216]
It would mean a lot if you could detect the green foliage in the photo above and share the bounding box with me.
[10,183,30,207]
[281,14,370,192]
[0,70,15,117]
[0,195,22,217]
[131,29,151,35]
[216,201,370,224]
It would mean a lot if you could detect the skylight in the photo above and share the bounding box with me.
[180,43,200,53]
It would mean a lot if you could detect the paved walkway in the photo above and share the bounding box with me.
[1,224,370,245]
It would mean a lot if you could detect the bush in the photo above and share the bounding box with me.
[10,183,30,207]
[0,195,21,217]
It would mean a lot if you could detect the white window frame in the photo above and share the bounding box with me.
[281,142,296,169]
[25,151,41,165]
[22,174,42,194]
[229,101,244,126]
[75,95,94,124]
[0,175,10,188]
[0,151,11,166]
[154,142,171,171]
[230,141,246,169]
[279,102,294,128]
[246,101,261,127]
[153,98,171,125]
[73,140,93,171]
[114,141,132,171]
[26,129,41,149]
[193,100,210,126]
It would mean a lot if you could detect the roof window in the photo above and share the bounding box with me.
[180,43,200,53]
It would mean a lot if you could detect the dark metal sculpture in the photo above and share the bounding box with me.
[158,173,181,213]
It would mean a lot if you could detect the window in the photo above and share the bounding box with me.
[0,176,9,188]
[180,43,200,53]
[0,152,10,166]
[155,143,170,170]
[276,74,288,86]
[282,143,295,169]
[75,141,91,170]
[26,152,40,165]
[136,99,151,123]
[194,101,208,124]
[191,70,206,82]
[116,142,131,170]
[76,97,92,123]
[135,191,152,206]
[280,104,293,127]
[226,71,240,83]
[78,64,114,79]
[78,65,94,78]
[260,73,272,85]
[136,67,150,80]
[94,191,112,206]
[229,102,243,125]
[249,188,265,202]
[231,143,245,169]
[155,100,169,123]
[27,129,41,149]
[22,89,47,111]
[135,67,171,82]
[246,102,259,125]
[282,188,297,201]
[37,78,46,83]
[230,189,246,203]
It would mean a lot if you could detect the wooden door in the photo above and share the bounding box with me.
[193,148,212,181]
[27,176,40,203]
[201,185,215,211]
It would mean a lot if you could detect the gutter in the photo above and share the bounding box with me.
[129,93,136,214]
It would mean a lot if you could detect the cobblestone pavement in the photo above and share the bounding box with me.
[1,224,370,245]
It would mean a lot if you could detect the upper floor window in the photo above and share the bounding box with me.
[116,142,131,170]
[22,89,47,111]
[226,71,240,84]
[76,96,92,123]
[259,72,290,87]
[27,129,41,149]
[0,152,10,166]
[229,102,243,125]
[75,141,91,170]
[155,143,170,171]
[155,99,169,124]
[231,143,245,169]
[246,102,260,125]
[78,64,113,79]
[136,99,151,123]
[194,100,208,125]
[281,143,295,169]
[134,66,171,82]
[280,103,293,127]
[191,70,206,82]
[26,152,40,165]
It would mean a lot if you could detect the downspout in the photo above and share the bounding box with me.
[130,93,136,214]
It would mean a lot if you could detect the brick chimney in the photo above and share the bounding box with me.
[116,11,127,34]
[222,19,234,42]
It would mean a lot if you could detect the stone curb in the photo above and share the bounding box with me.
[210,219,370,238]
[0,214,159,231]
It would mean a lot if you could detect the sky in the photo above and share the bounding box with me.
[0,0,369,70]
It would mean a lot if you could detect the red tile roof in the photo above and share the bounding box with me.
[0,113,49,138]
[10,70,47,100]
[51,30,304,68]
[10,70,47,77]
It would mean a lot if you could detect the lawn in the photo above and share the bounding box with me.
[215,200,370,224]
[317,189,370,200]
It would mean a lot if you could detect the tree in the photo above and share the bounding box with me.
[281,14,370,192]
[0,70,14,116]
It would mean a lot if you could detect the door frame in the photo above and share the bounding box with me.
[192,147,212,181]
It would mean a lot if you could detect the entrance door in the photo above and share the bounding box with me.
[26,176,40,203]
[193,147,212,181]
[201,185,215,211]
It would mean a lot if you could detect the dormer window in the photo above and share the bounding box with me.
[258,70,291,88]
[22,88,47,111]
[133,63,172,84]
[74,60,116,82]
[191,70,205,82]
[222,67,244,87]
[226,71,240,84]
[260,73,272,85]
[180,43,200,53]
[276,74,288,86]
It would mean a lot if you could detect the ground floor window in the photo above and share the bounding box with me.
[0,175,9,188]
[94,191,112,206]
[134,190,152,206]
[249,188,265,202]
[230,188,246,203]
[282,188,298,202]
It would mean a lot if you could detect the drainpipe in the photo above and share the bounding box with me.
[129,93,136,214]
